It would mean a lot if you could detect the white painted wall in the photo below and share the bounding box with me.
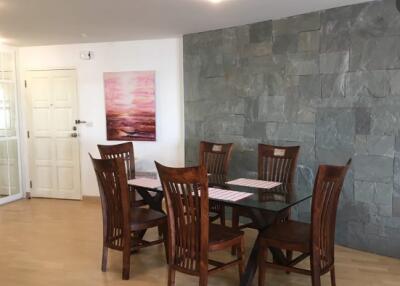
[18,38,184,196]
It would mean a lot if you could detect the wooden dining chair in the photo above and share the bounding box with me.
[90,155,167,280]
[199,141,233,226]
[231,144,299,256]
[98,142,147,208]
[232,144,300,228]
[155,161,245,286]
[258,160,351,286]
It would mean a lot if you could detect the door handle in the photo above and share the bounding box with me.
[71,133,78,138]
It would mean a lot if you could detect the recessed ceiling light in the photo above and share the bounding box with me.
[208,0,227,4]
[0,36,9,45]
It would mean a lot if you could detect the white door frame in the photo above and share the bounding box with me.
[23,68,82,200]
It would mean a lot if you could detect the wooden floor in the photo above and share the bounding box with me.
[1,199,400,286]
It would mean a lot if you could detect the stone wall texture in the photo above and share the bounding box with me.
[183,0,400,258]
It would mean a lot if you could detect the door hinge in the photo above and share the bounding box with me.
[29,180,33,189]
[27,131,30,138]
[24,80,27,88]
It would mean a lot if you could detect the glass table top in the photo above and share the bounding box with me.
[207,175,312,212]
[128,174,312,213]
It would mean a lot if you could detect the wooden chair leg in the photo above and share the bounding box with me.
[220,207,226,226]
[168,266,176,286]
[286,250,293,274]
[311,272,321,286]
[101,246,108,272]
[199,273,208,286]
[231,246,237,256]
[232,208,239,229]
[310,255,321,286]
[237,238,245,277]
[158,226,163,238]
[199,263,208,286]
[162,224,169,264]
[122,247,131,280]
[258,242,268,286]
[330,266,336,286]
[231,209,239,255]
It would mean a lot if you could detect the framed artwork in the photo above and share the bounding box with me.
[104,71,156,141]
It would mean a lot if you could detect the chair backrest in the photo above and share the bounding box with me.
[310,159,351,272]
[155,162,209,275]
[258,144,300,186]
[98,142,135,180]
[90,154,130,251]
[199,141,233,177]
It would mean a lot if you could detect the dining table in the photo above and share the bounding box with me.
[128,174,312,286]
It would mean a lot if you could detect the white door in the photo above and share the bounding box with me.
[26,69,81,200]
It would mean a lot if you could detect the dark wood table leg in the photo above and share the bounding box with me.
[239,208,290,286]
[136,188,165,238]
[240,232,261,286]
[136,188,164,213]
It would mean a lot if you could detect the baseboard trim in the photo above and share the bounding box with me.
[82,195,100,202]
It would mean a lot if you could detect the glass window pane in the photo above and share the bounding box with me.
[0,48,20,201]
[8,139,19,195]
[0,83,16,137]
[1,52,15,81]
[0,141,9,197]
[0,53,2,81]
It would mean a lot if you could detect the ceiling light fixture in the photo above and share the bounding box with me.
[208,0,225,4]
[0,36,9,45]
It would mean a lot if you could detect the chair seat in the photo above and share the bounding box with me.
[209,224,244,251]
[209,211,219,220]
[131,199,147,207]
[130,208,166,232]
[260,220,311,253]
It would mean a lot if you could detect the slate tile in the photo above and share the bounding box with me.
[249,21,272,43]
[272,34,298,54]
[320,52,349,74]
[286,52,319,75]
[354,155,393,183]
[351,0,400,38]
[298,30,320,52]
[346,70,389,99]
[243,121,266,139]
[258,96,287,122]
[355,107,371,135]
[273,12,320,35]
[321,73,346,98]
[350,36,400,71]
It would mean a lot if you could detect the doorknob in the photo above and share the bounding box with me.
[75,119,87,124]
[71,133,78,138]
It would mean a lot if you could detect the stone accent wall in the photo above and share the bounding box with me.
[183,0,400,258]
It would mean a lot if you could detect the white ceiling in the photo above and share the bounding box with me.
[0,0,371,47]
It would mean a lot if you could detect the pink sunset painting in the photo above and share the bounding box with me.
[104,71,156,141]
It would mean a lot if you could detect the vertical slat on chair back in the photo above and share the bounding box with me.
[90,155,131,251]
[199,141,233,177]
[98,143,135,180]
[311,160,351,272]
[258,144,300,186]
[156,162,209,275]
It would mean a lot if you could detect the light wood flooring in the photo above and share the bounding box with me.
[1,198,400,286]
